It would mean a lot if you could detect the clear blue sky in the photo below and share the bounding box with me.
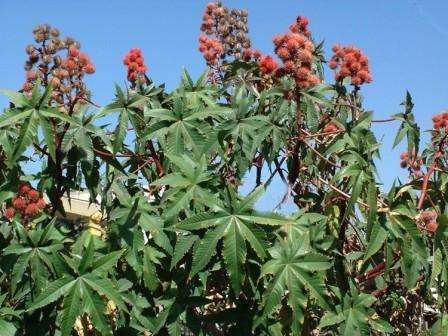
[1,1,447,212]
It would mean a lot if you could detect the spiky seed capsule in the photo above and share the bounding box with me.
[50,27,60,37]
[25,45,35,55]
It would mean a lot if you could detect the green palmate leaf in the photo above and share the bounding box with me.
[345,170,364,217]
[78,238,95,274]
[176,212,228,231]
[363,225,387,263]
[3,245,33,255]
[152,154,217,217]
[170,234,198,269]
[11,110,39,163]
[235,184,266,213]
[319,289,390,336]
[319,311,345,328]
[430,248,443,288]
[178,188,291,292]
[142,246,161,292]
[0,319,17,336]
[237,213,293,226]
[27,276,75,311]
[303,95,319,132]
[369,318,394,333]
[38,107,78,124]
[114,109,129,154]
[0,89,30,107]
[59,281,82,336]
[259,234,331,330]
[238,223,267,259]
[91,250,123,275]
[223,218,247,293]
[82,274,127,313]
[190,224,226,278]
[80,282,111,335]
[0,108,33,128]
[390,214,427,260]
[11,252,32,294]
[366,181,378,240]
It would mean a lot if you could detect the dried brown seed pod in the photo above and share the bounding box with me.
[50,77,61,87]
[59,84,67,93]
[52,38,62,48]
[42,54,52,64]
[50,27,60,37]
[34,33,45,43]
[42,24,51,33]
[64,37,75,46]
[25,45,35,55]
[60,69,69,78]
[54,55,62,66]
[45,42,56,54]
[29,52,39,63]
[38,63,48,72]
[23,82,34,92]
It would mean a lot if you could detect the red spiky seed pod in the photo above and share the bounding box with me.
[258,55,278,74]
[323,123,338,134]
[24,203,40,217]
[78,52,90,66]
[421,210,437,226]
[68,46,79,57]
[27,189,40,202]
[426,221,438,233]
[83,63,95,74]
[432,112,448,131]
[329,45,372,86]
[4,207,15,219]
[273,16,319,90]
[18,182,31,195]
[198,35,223,66]
[12,197,27,211]
[123,48,148,83]
[36,198,46,210]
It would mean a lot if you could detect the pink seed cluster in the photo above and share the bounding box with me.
[329,45,372,86]
[198,35,223,66]
[273,16,319,89]
[123,48,148,83]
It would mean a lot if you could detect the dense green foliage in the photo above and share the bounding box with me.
[0,5,447,335]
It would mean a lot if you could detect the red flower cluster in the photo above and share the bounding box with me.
[420,210,438,234]
[399,151,423,178]
[273,16,319,89]
[431,112,448,132]
[198,35,223,66]
[258,55,278,75]
[62,47,95,75]
[240,49,278,76]
[201,2,226,32]
[3,183,46,221]
[123,48,148,83]
[323,123,339,134]
[289,16,311,38]
[329,45,372,86]
[242,48,262,62]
